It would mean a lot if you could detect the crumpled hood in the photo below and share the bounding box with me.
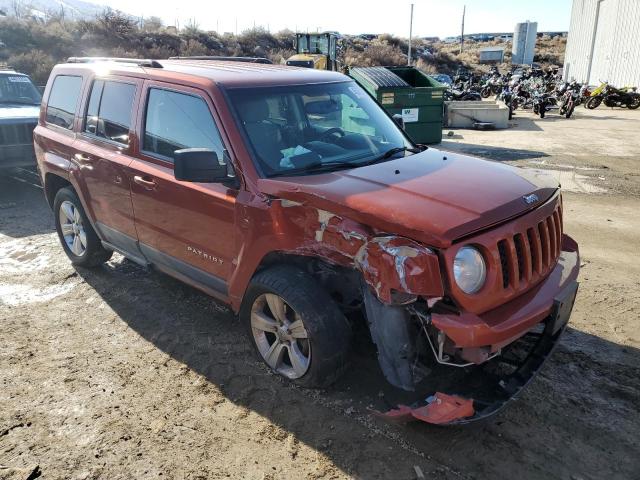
[0,105,40,123]
[257,148,559,248]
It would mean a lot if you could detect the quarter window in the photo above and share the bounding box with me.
[143,88,225,162]
[46,75,82,130]
[84,80,136,145]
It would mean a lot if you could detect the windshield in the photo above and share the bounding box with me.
[227,81,412,177]
[0,74,42,105]
[297,34,329,55]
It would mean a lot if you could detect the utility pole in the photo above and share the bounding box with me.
[407,3,414,66]
[460,5,466,54]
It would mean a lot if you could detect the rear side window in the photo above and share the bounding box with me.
[46,75,82,130]
[84,80,136,145]
[143,88,225,161]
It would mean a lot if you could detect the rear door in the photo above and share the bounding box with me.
[128,81,238,296]
[73,76,143,258]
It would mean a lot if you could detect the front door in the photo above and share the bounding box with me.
[73,76,142,257]
[129,82,238,297]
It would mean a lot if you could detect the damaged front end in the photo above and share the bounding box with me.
[262,195,579,425]
[366,238,580,425]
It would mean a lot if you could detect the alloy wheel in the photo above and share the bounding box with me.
[251,293,311,379]
[59,200,87,257]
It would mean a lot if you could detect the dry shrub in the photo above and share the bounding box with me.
[7,50,56,85]
[182,39,209,56]
[344,41,405,67]
[268,48,295,65]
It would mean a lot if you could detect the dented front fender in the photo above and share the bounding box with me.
[355,236,444,304]
[271,199,444,304]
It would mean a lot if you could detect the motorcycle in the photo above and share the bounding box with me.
[558,81,581,118]
[444,86,482,102]
[480,75,503,98]
[579,84,592,106]
[497,85,516,120]
[532,91,554,118]
[585,83,639,109]
[444,80,482,101]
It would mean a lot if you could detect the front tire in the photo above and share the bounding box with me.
[241,265,352,388]
[586,97,602,109]
[53,187,113,267]
[566,103,575,118]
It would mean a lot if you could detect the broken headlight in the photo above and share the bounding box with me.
[453,246,486,294]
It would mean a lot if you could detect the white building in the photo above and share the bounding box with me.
[564,0,640,86]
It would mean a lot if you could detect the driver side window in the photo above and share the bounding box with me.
[143,88,225,162]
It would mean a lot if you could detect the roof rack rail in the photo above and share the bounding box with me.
[168,56,273,64]
[66,57,163,68]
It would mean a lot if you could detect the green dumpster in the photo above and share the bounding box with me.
[349,66,446,144]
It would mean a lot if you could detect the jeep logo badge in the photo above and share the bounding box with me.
[523,193,539,205]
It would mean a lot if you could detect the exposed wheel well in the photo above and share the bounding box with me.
[44,174,72,209]
[253,252,363,312]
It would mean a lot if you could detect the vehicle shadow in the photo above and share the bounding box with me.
[75,258,640,480]
[0,170,53,238]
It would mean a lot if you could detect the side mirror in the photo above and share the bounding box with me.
[174,148,231,183]
[392,114,405,130]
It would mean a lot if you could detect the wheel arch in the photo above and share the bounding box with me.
[44,173,72,209]
[235,251,363,314]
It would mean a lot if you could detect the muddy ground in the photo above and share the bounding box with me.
[1,106,639,479]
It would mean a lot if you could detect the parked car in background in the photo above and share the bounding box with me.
[34,57,579,425]
[0,67,42,169]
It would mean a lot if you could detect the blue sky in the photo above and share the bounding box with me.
[96,0,573,38]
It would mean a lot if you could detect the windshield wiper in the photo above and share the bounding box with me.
[270,160,358,177]
[268,146,423,177]
[362,146,421,167]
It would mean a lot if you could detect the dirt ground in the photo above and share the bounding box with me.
[1,105,639,480]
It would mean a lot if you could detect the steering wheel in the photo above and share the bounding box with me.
[319,127,346,142]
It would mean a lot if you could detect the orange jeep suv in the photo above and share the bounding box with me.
[34,58,579,424]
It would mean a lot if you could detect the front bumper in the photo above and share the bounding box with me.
[378,277,579,425]
[432,234,580,352]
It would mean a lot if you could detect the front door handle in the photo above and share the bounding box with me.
[133,175,157,190]
[74,153,92,163]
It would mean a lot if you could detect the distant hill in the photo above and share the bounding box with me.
[0,0,120,20]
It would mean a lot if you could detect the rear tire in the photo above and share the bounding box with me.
[241,265,352,388]
[628,97,640,110]
[53,187,113,267]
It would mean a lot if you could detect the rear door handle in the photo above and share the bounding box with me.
[133,175,157,190]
